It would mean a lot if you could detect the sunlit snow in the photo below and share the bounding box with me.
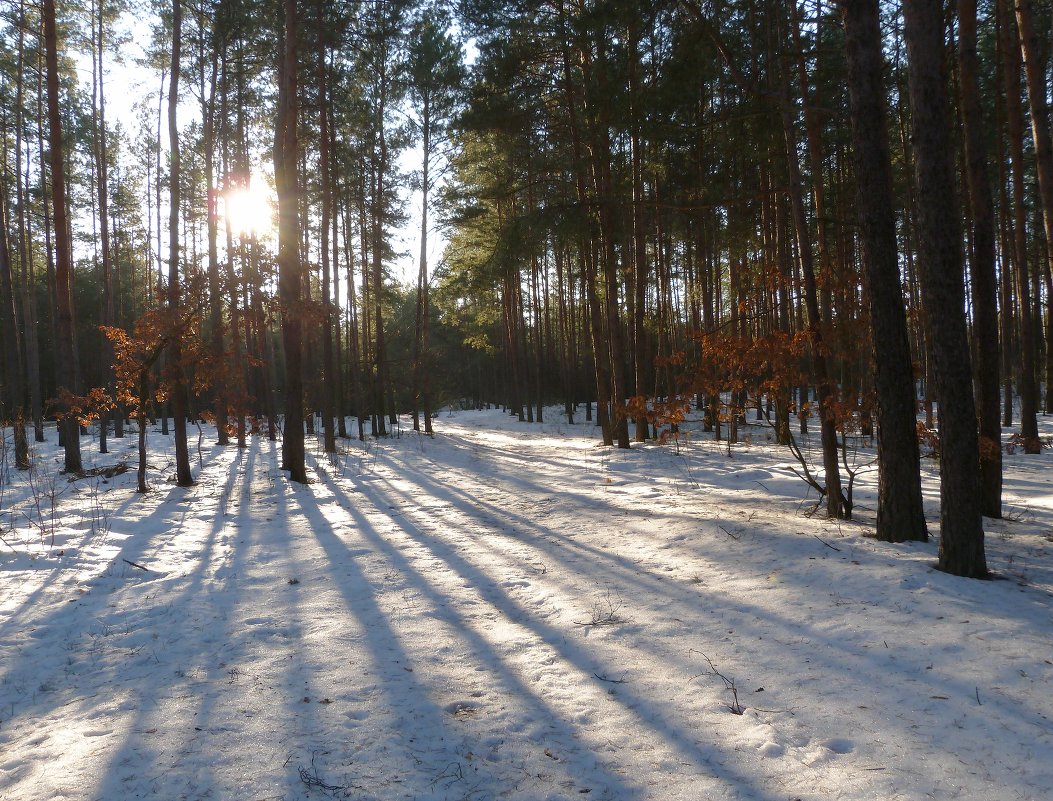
[1,409,1051,800]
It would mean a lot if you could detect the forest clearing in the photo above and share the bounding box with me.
[1,408,1051,801]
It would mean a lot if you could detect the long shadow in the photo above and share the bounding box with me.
[308,452,786,801]
[288,464,636,797]
[0,442,248,798]
[406,429,792,537]
[0,472,198,672]
[340,433,1053,780]
[394,430,1053,623]
[372,441,819,623]
[89,440,304,799]
[397,441,1053,715]
[0,437,224,635]
[380,441,693,565]
[266,444,356,799]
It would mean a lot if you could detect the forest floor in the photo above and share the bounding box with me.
[0,407,1051,801]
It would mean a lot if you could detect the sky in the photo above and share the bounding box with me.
[80,8,441,287]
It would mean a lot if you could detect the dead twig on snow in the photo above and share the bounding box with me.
[812,534,841,552]
[573,589,629,627]
[690,649,745,714]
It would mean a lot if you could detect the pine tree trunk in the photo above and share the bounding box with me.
[775,31,845,518]
[371,77,389,436]
[92,0,115,455]
[317,10,336,454]
[413,92,432,434]
[593,96,631,448]
[557,18,611,444]
[202,33,227,446]
[629,25,649,443]
[0,187,29,471]
[42,0,82,474]
[156,67,169,439]
[1013,0,1053,447]
[958,0,1003,516]
[332,186,347,438]
[1001,0,1040,449]
[840,0,928,542]
[276,0,307,481]
[15,0,43,446]
[168,0,193,486]
[903,0,987,577]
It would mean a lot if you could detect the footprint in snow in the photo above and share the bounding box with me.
[821,737,854,754]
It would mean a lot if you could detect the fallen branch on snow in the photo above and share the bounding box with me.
[690,649,745,715]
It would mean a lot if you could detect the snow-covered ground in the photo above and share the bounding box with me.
[0,408,1051,801]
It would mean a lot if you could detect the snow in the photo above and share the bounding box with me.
[1,409,1051,801]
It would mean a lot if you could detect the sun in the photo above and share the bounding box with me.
[221,184,274,237]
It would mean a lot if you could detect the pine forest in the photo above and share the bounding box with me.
[0,1,1052,799]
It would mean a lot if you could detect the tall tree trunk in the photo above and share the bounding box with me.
[168,0,193,486]
[42,0,82,474]
[1013,0,1052,449]
[591,40,631,450]
[629,24,649,442]
[1001,0,1040,449]
[332,172,347,439]
[413,90,432,434]
[958,0,1002,515]
[92,0,115,454]
[371,188,387,434]
[276,0,307,481]
[775,19,845,518]
[1045,266,1053,413]
[201,34,227,445]
[343,201,366,441]
[903,0,987,577]
[840,0,928,542]
[156,67,169,437]
[19,152,44,446]
[421,167,435,435]
[317,7,336,454]
[556,8,611,444]
[16,0,43,445]
[0,186,29,470]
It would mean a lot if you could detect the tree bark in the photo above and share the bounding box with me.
[413,82,432,434]
[201,30,227,446]
[276,0,307,482]
[958,0,1003,515]
[15,0,43,445]
[775,19,845,518]
[629,23,650,442]
[42,0,82,474]
[92,0,115,454]
[1013,0,1052,449]
[168,0,193,487]
[903,0,987,577]
[0,185,29,470]
[999,0,1039,449]
[317,4,336,454]
[839,0,928,541]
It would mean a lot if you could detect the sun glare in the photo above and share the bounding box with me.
[222,185,274,237]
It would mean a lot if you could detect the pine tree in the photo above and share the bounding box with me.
[903,0,987,577]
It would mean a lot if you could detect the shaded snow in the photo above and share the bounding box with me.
[0,409,1051,801]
